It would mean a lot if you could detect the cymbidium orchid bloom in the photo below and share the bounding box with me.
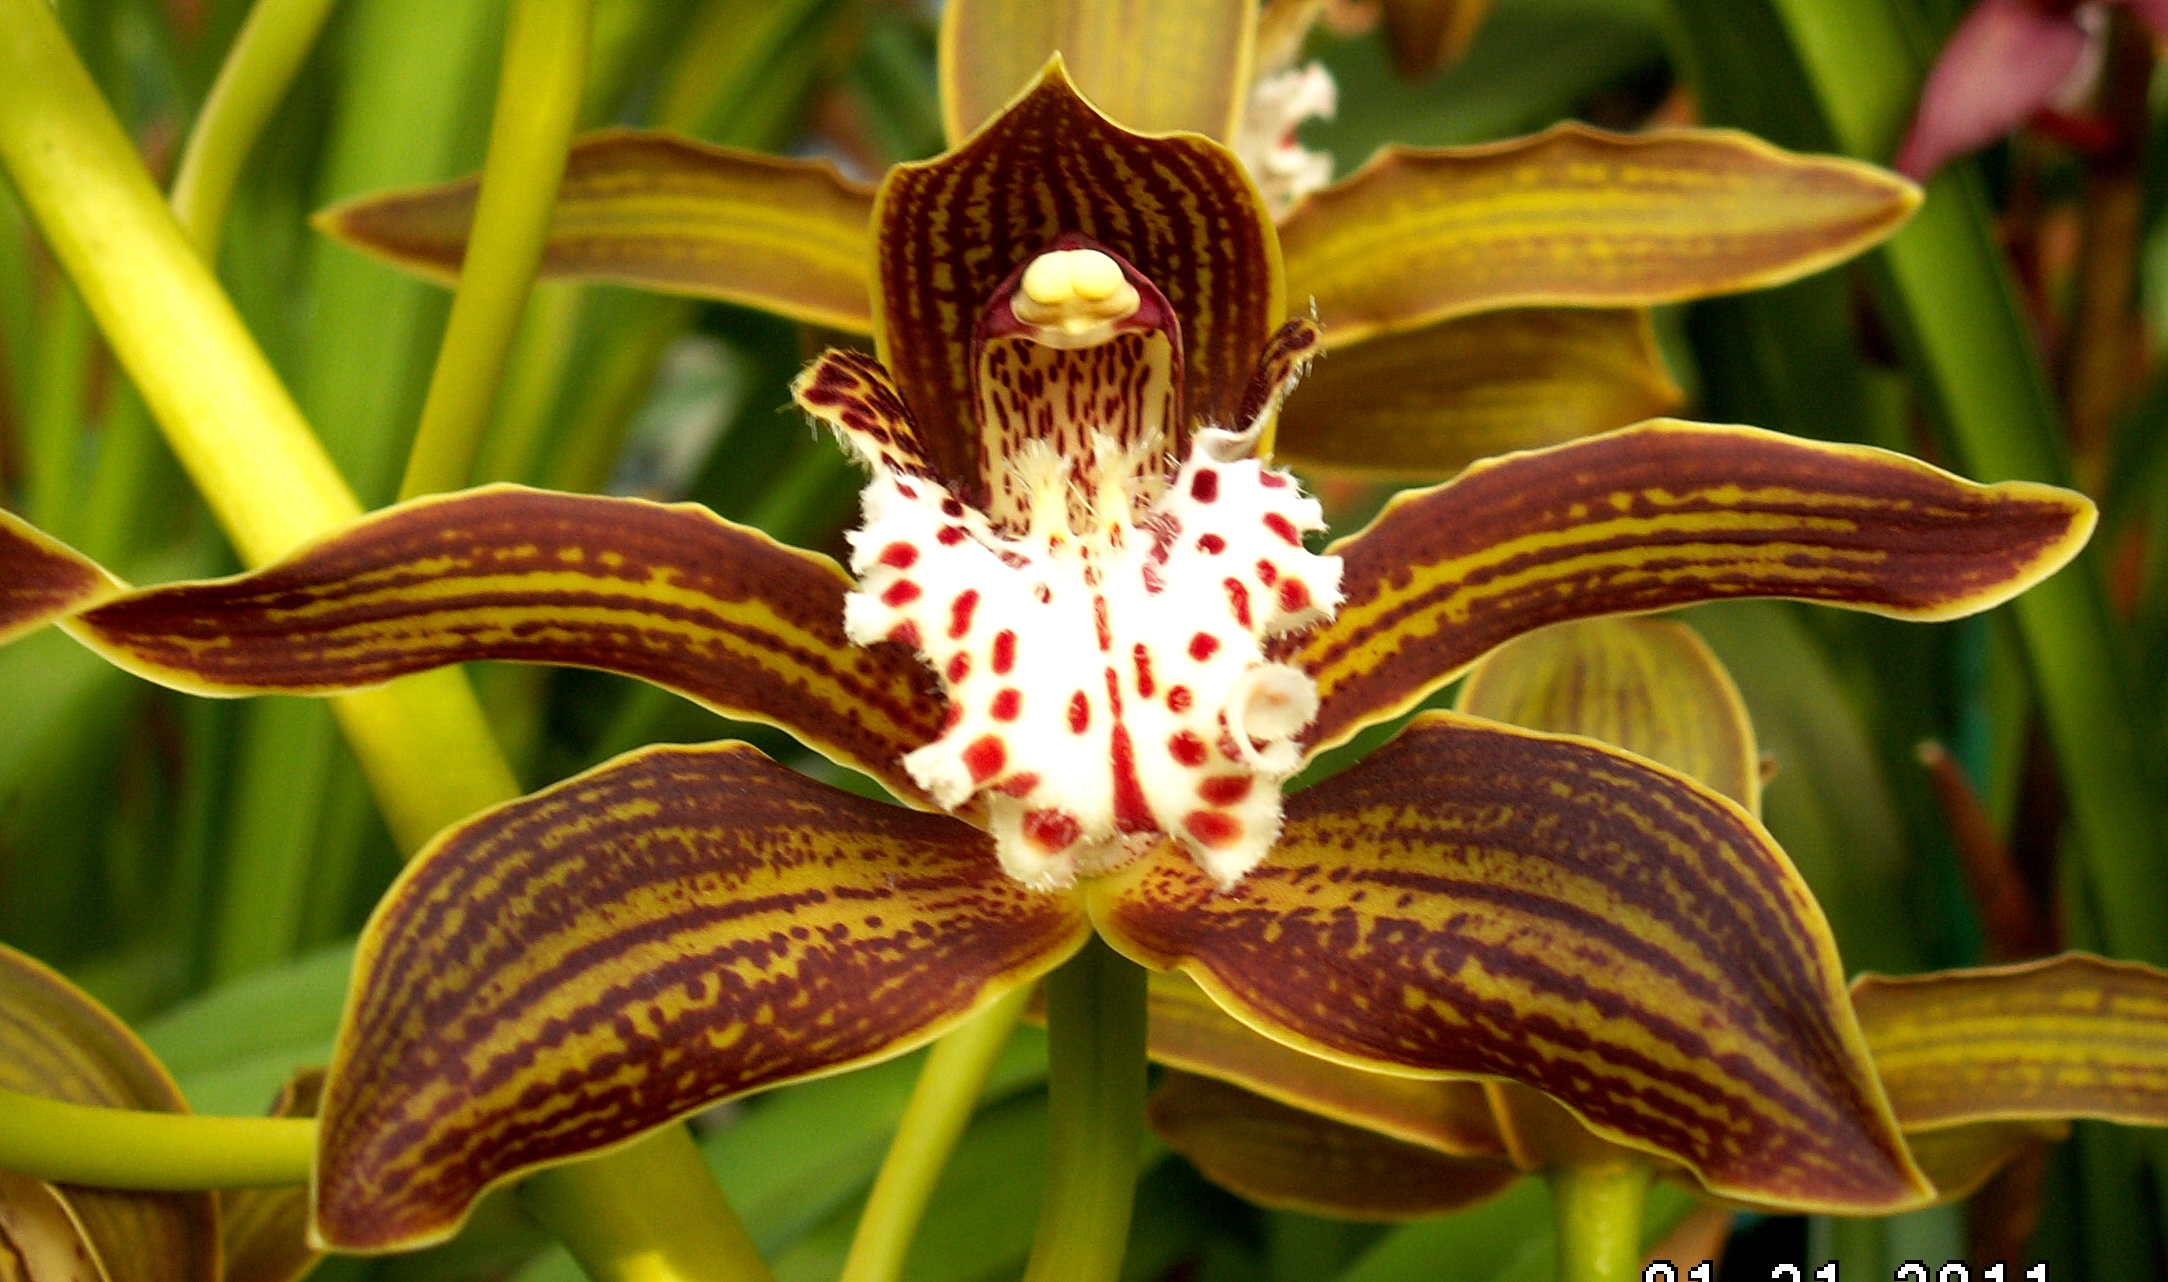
[315,0,1927,482]
[0,66,2100,1256]
[1138,617,2168,1227]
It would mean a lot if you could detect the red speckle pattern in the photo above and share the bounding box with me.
[1264,513,1301,546]
[1068,691,1092,734]
[1168,731,1209,766]
[1189,632,1221,662]
[1166,685,1193,713]
[1191,469,1220,502]
[949,588,980,639]
[880,541,919,569]
[992,629,1018,674]
[963,735,1007,782]
[1183,810,1240,846]
[882,580,922,607]
[1198,775,1252,805]
[1197,533,1226,555]
[991,688,1022,721]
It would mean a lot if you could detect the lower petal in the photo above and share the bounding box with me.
[313,742,1089,1252]
[1092,711,1932,1213]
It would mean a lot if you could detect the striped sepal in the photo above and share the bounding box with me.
[315,129,875,332]
[314,742,1089,1251]
[1456,616,1761,814]
[1271,308,1680,481]
[873,59,1280,487]
[0,945,217,1282]
[0,507,121,647]
[1147,969,1503,1157]
[1292,421,2096,755]
[1856,954,2168,1132]
[1093,712,1933,1212]
[1281,124,1919,348]
[940,0,1258,144]
[63,486,945,806]
[1147,1071,1518,1221]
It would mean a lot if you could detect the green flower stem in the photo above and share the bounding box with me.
[167,0,341,256]
[0,16,761,1280]
[0,1086,313,1188]
[1548,1161,1652,1282]
[23,283,90,539]
[520,1125,775,1282]
[1020,938,1146,1282]
[76,386,154,566]
[842,986,1032,1282]
[397,0,590,501]
[1762,0,2168,968]
[0,0,520,850]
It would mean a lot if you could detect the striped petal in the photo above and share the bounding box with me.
[940,0,1258,144]
[0,508,121,647]
[0,945,216,1282]
[1856,954,2168,1132]
[1270,308,1681,481]
[314,741,1089,1251]
[315,129,874,331]
[52,486,944,806]
[1146,968,1504,1156]
[1291,420,2096,755]
[1092,712,1933,1212]
[1455,616,1760,814]
[873,59,1281,489]
[1147,1070,1518,1220]
[1280,124,1919,348]
[220,1071,323,1282]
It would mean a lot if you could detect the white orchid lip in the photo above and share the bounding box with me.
[803,237,1335,892]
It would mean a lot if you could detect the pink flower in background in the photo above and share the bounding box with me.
[1896,0,2168,178]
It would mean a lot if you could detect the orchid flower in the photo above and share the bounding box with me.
[316,0,1924,482]
[0,65,2098,1253]
[1135,617,2168,1233]
[1894,0,2168,179]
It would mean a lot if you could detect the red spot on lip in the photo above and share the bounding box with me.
[879,541,918,569]
[1110,725,1154,833]
[1183,810,1240,847]
[941,498,966,517]
[1191,469,1219,502]
[1093,596,1112,651]
[946,652,971,684]
[1197,533,1226,555]
[882,580,922,607]
[1067,691,1091,734]
[963,735,1006,782]
[1198,775,1252,805]
[1277,578,1312,613]
[949,588,980,639]
[1168,731,1208,766]
[1166,685,1193,712]
[940,702,963,732]
[1254,559,1278,586]
[1224,578,1252,628]
[1264,513,1301,545]
[1188,632,1220,662]
[937,525,968,546]
[991,688,1022,721]
[992,630,1018,674]
[1132,644,1156,697]
[886,621,922,649]
[897,483,919,499]
[997,771,1040,797]
[1260,472,1289,489]
[1023,808,1082,853]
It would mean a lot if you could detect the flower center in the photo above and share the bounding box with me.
[804,240,1338,890]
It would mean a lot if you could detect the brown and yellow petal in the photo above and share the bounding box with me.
[0,945,217,1282]
[1093,712,1932,1213]
[314,741,1090,1252]
[1280,124,1919,348]
[39,486,943,807]
[1146,968,1503,1156]
[1147,1070,1518,1220]
[1455,616,1760,814]
[1292,420,2095,756]
[873,59,1281,488]
[1270,308,1681,481]
[1856,954,2168,1133]
[1377,0,1493,79]
[315,130,875,331]
[0,510,122,647]
[940,0,1259,145]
